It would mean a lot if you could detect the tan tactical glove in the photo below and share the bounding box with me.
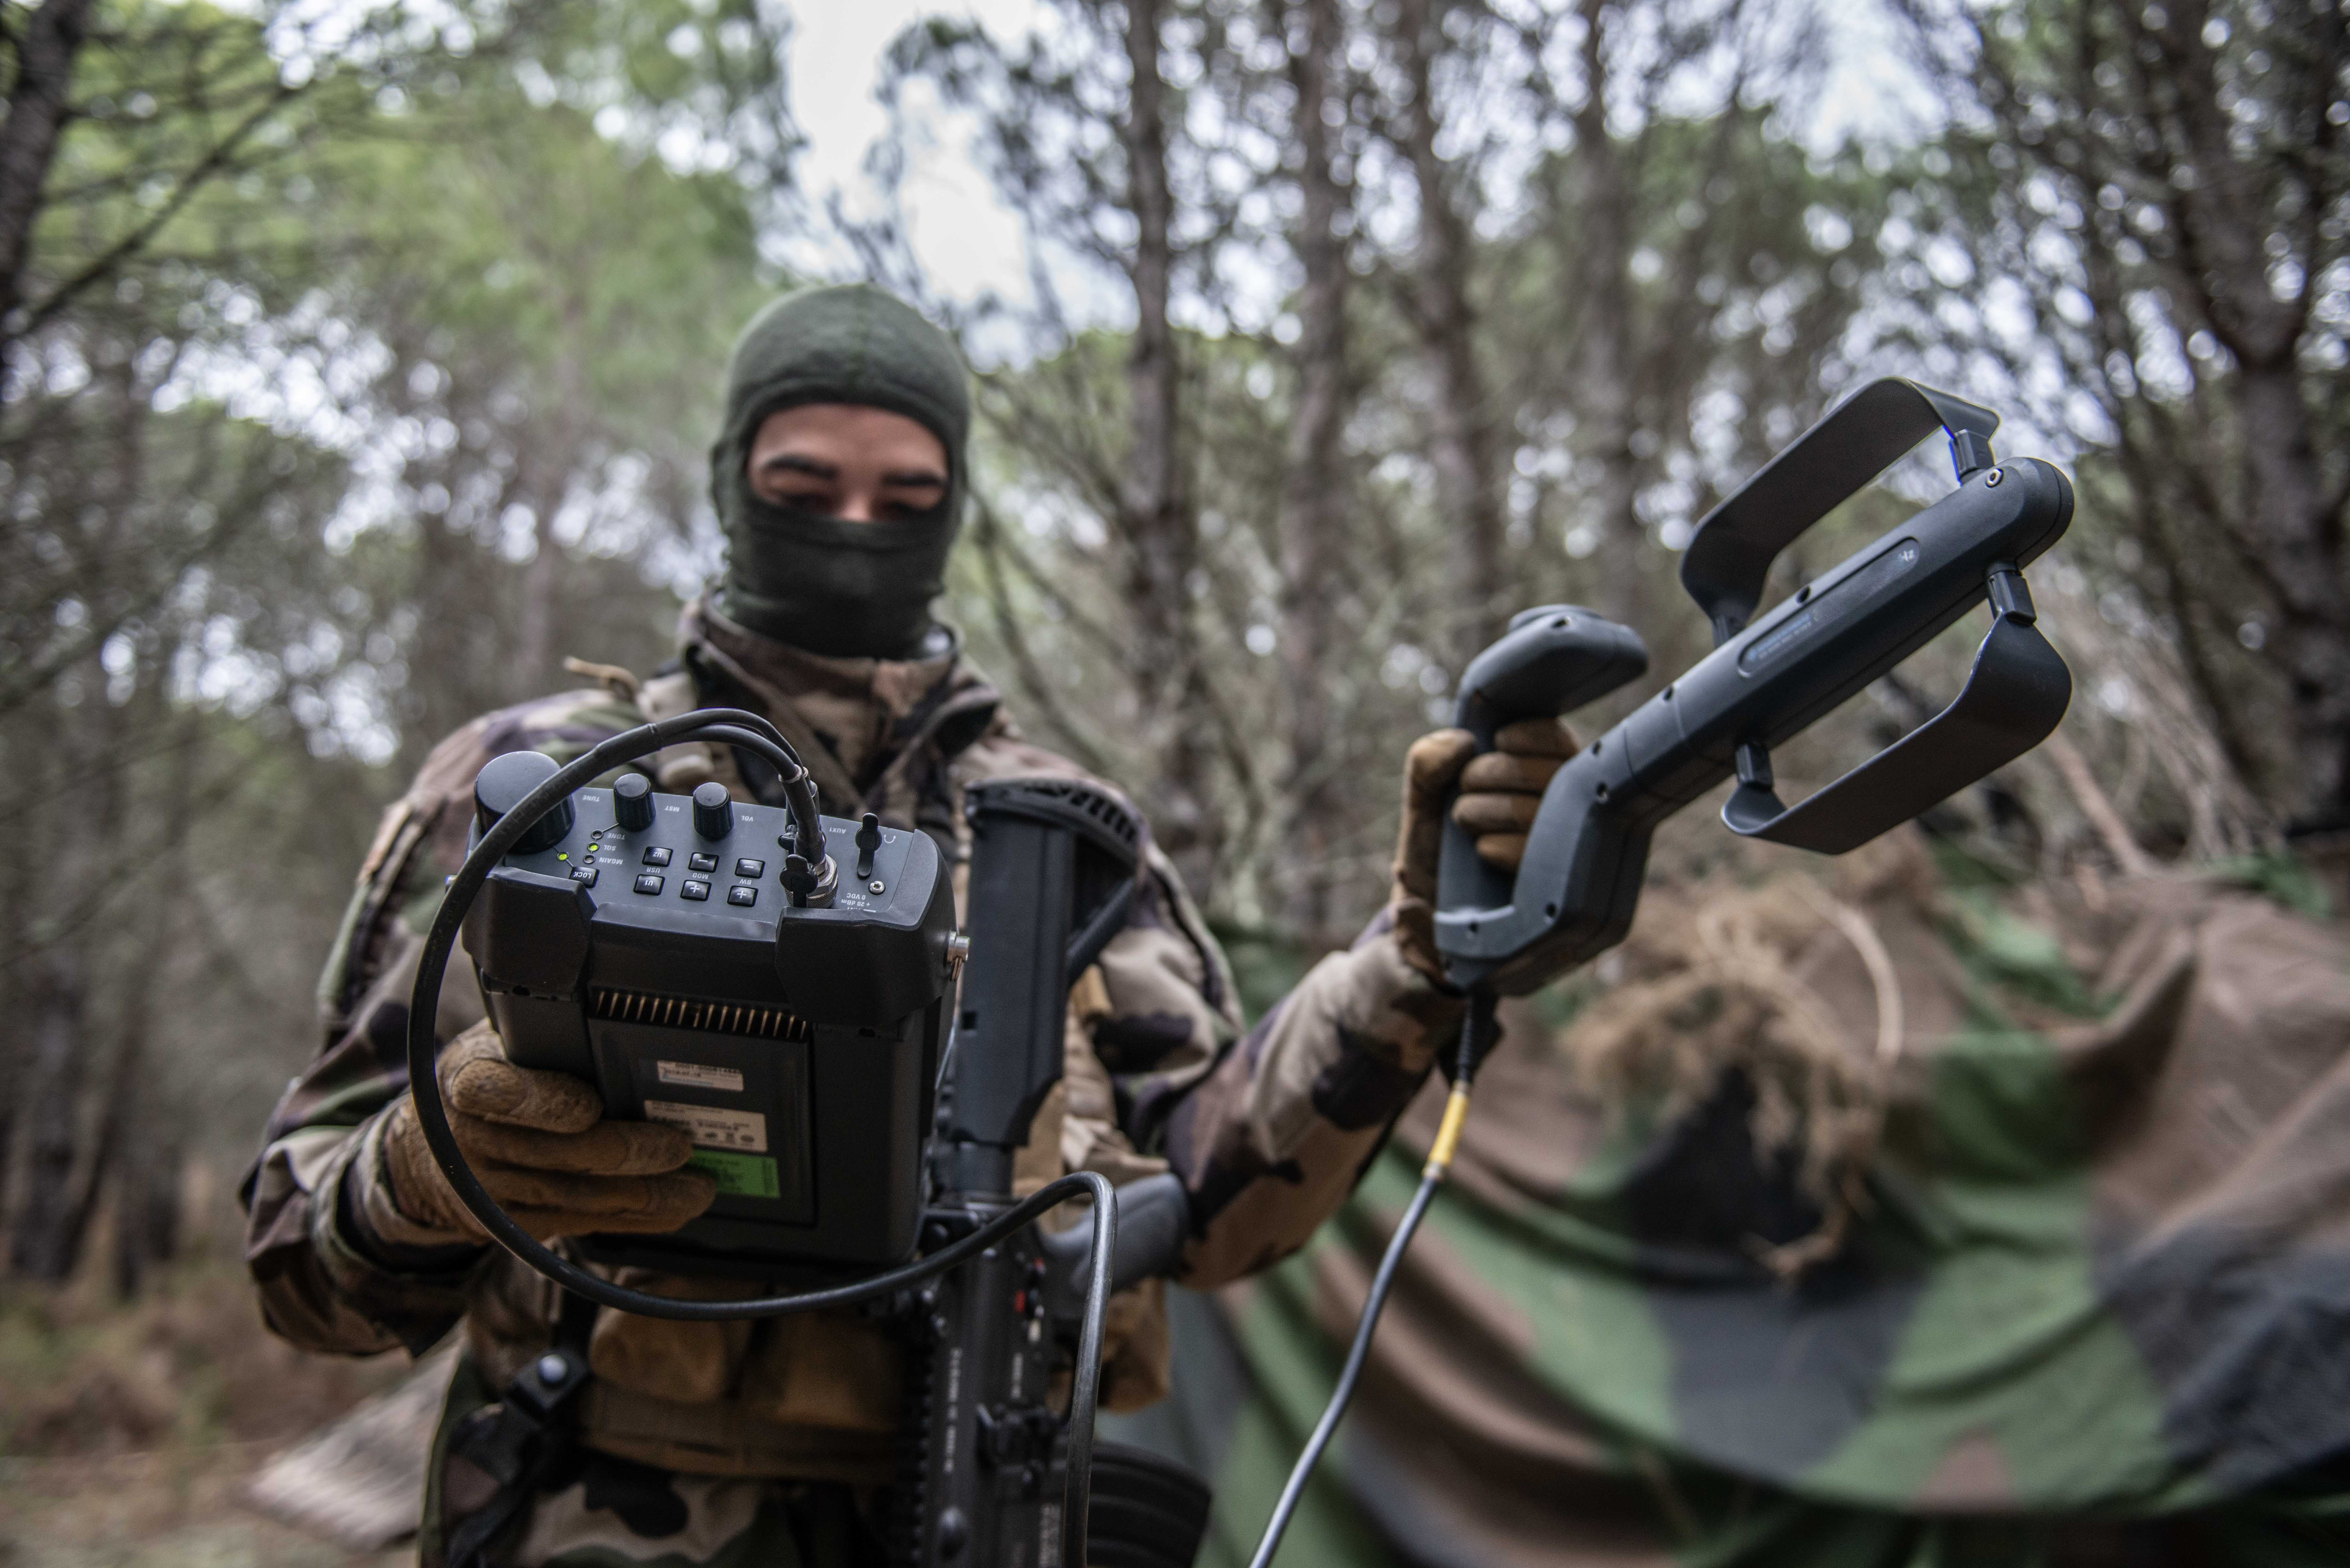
[380,1022,717,1244]
[1391,718,1581,983]
[1448,716,1581,870]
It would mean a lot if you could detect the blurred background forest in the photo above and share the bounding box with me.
[0,0,2344,1553]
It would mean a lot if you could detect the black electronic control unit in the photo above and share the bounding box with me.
[459,751,958,1276]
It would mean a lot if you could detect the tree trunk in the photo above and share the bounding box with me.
[111,1119,180,1299]
[53,1026,128,1284]
[9,675,129,1281]
[406,510,471,769]
[516,293,592,701]
[100,705,198,1296]
[11,940,89,1279]
[1394,0,1504,661]
[2143,0,2350,825]
[9,367,136,1282]
[1277,0,1352,941]
[1118,0,1214,889]
[0,750,26,1211]
[2234,362,2350,825]
[1568,0,1644,627]
[0,0,94,348]
[1933,0,2350,832]
[516,503,560,697]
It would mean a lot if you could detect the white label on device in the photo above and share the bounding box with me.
[656,1060,744,1094]
[643,1101,768,1152]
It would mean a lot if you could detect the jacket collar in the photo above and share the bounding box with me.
[677,597,1000,803]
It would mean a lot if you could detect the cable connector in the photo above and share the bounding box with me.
[782,852,839,908]
[1422,1088,1471,1181]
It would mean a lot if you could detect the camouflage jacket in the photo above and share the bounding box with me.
[241,600,1461,1486]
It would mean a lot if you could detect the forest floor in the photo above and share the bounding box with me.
[0,1259,414,1565]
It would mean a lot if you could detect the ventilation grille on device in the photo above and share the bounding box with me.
[588,987,812,1042]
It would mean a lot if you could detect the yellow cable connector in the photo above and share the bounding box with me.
[1423,1086,1472,1180]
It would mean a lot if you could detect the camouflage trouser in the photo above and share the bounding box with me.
[425,1356,887,1568]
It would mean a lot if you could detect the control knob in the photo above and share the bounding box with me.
[612,772,656,832]
[473,751,574,855]
[692,781,734,839]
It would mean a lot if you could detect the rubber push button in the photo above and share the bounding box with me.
[633,873,663,895]
[641,847,672,867]
[727,886,757,907]
[571,867,598,887]
[681,880,711,901]
[688,852,719,873]
[733,858,765,878]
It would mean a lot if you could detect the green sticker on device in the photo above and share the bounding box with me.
[689,1149,782,1200]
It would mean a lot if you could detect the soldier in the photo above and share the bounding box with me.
[240,283,1575,1566]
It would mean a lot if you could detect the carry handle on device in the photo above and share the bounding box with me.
[1678,378,2067,853]
[1679,377,2001,645]
[944,776,1144,1199]
[1717,567,2071,853]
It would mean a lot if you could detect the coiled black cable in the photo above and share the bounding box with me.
[405,709,1114,1568]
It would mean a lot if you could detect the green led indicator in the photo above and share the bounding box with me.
[556,852,568,861]
[689,1150,781,1199]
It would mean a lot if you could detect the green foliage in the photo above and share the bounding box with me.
[1926,834,2030,891]
[1939,887,2102,1021]
[0,0,794,1278]
[2203,852,2335,922]
[1530,974,1599,1037]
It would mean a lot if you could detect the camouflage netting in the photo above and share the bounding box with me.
[1108,832,2350,1566]
[1552,835,1942,1281]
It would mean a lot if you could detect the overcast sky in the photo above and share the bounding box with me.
[781,0,1940,312]
[783,0,1039,306]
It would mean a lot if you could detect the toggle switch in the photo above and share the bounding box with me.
[854,812,883,881]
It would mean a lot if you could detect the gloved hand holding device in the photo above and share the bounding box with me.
[381,1022,717,1245]
[1450,716,1580,869]
[1389,717,1581,984]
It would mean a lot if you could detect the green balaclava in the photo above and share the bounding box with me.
[712,283,971,660]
